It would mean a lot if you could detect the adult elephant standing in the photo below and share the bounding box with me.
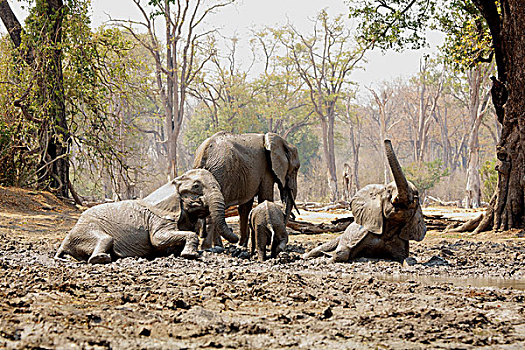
[193,131,300,248]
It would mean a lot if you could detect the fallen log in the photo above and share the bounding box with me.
[287,216,353,234]
[425,195,460,207]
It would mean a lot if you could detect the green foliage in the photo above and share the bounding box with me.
[288,127,320,175]
[0,1,157,194]
[348,0,438,51]
[435,1,492,70]
[403,159,450,195]
[348,0,492,70]
[480,158,497,201]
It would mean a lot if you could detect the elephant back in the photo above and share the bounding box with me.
[193,132,269,206]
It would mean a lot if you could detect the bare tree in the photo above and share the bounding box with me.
[114,0,233,179]
[367,84,399,184]
[278,11,367,201]
[344,95,362,197]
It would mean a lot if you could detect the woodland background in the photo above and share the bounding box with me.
[0,0,499,208]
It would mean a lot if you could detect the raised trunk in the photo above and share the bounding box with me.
[384,139,411,204]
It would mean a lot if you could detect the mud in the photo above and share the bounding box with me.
[0,188,524,349]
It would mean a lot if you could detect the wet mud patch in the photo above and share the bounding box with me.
[0,188,524,348]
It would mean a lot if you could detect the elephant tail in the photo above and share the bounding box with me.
[302,236,341,259]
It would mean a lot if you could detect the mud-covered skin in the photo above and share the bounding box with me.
[248,201,288,261]
[194,132,300,249]
[55,169,231,263]
[304,140,426,263]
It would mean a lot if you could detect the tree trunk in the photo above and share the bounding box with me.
[473,0,525,231]
[492,0,525,230]
[0,0,69,197]
[327,111,338,201]
[464,67,483,208]
[35,0,69,196]
[349,123,360,193]
[320,114,338,202]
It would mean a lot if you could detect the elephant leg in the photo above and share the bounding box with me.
[256,228,268,262]
[213,230,224,248]
[87,231,113,264]
[238,198,254,247]
[250,223,256,258]
[201,220,215,250]
[386,238,409,263]
[151,230,199,259]
[271,233,287,259]
[330,244,350,263]
[302,236,341,259]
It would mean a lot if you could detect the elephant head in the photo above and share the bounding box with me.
[350,140,426,242]
[144,169,238,243]
[264,133,300,224]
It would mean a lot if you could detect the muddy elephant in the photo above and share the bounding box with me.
[248,200,288,261]
[303,140,426,263]
[193,131,300,248]
[55,169,236,263]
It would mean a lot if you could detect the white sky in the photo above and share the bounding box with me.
[3,0,444,95]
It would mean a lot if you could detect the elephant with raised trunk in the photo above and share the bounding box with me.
[55,169,236,263]
[303,140,426,263]
[193,131,300,249]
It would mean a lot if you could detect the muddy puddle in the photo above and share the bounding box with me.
[375,273,525,290]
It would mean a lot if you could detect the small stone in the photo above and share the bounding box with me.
[207,246,225,254]
[404,257,418,266]
[322,306,333,319]
[423,256,449,267]
[138,327,151,336]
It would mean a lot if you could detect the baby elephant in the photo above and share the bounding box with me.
[248,201,288,261]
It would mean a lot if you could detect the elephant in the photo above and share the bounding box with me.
[303,140,426,263]
[248,200,288,261]
[54,169,235,263]
[193,131,300,249]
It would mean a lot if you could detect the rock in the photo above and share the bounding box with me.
[206,246,225,254]
[138,327,151,336]
[404,257,418,266]
[322,306,333,319]
[423,256,449,267]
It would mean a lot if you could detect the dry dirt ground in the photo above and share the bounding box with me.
[0,187,524,349]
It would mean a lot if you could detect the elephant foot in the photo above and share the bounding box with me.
[88,253,112,264]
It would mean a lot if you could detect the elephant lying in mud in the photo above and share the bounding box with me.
[55,169,234,263]
[303,140,426,263]
[248,201,288,261]
[193,131,300,249]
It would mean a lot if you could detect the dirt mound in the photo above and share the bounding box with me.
[0,186,77,214]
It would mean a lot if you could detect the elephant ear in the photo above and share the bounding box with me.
[350,184,385,234]
[141,181,182,222]
[264,133,296,188]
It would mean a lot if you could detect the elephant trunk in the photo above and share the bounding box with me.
[205,187,239,244]
[384,139,412,205]
[281,177,298,225]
